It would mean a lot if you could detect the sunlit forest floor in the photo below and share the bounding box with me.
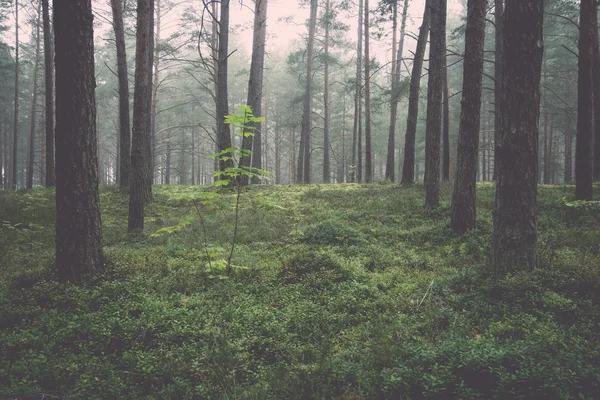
[1,182,600,399]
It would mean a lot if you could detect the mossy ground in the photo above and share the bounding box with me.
[1,182,600,399]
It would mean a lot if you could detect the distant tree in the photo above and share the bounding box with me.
[401,0,430,185]
[54,0,104,283]
[493,0,503,181]
[42,0,54,187]
[110,0,131,190]
[424,0,446,209]
[129,0,155,233]
[323,0,331,183]
[576,0,594,200]
[11,0,19,190]
[364,0,372,183]
[491,0,544,273]
[450,0,487,234]
[350,0,363,183]
[27,1,42,190]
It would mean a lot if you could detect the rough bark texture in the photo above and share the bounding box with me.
[27,5,41,189]
[110,0,131,190]
[450,0,487,234]
[128,0,154,233]
[592,0,600,181]
[424,0,446,209]
[12,0,19,190]
[384,0,398,182]
[300,0,318,183]
[401,0,430,184]
[350,0,363,183]
[493,0,503,181]
[576,0,594,200]
[54,0,104,283]
[364,0,372,183]
[244,0,267,185]
[216,0,233,176]
[491,0,543,274]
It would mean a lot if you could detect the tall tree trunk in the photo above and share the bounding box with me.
[592,0,600,181]
[493,0,503,181]
[401,0,431,184]
[111,0,131,190]
[240,0,267,185]
[151,0,161,189]
[216,0,233,176]
[54,0,104,283]
[442,58,450,181]
[364,0,372,183]
[11,0,19,190]
[323,0,331,183]
[42,0,54,187]
[27,4,42,189]
[128,0,155,233]
[450,0,487,234]
[0,120,3,187]
[385,0,398,182]
[350,0,363,183]
[300,0,318,183]
[491,0,543,274]
[576,0,594,200]
[424,0,446,209]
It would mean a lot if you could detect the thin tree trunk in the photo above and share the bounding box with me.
[481,104,487,181]
[12,0,19,190]
[111,0,131,190]
[300,0,318,183]
[385,0,398,182]
[424,0,446,208]
[364,0,372,183]
[491,0,543,273]
[42,0,54,187]
[54,0,104,283]
[442,58,450,181]
[323,0,331,183]
[576,0,594,200]
[401,0,431,184]
[493,0,503,181]
[216,0,233,176]
[350,0,363,183]
[27,3,42,189]
[450,0,487,233]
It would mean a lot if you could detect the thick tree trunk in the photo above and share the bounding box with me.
[450,0,487,234]
[27,5,42,189]
[111,0,131,190]
[12,0,19,190]
[216,0,233,176]
[385,0,398,182]
[300,0,318,183]
[54,0,104,283]
[491,0,543,274]
[323,0,331,183]
[401,0,431,184]
[350,0,363,183]
[364,0,372,183]
[592,0,600,181]
[128,0,154,233]
[493,0,503,181]
[576,0,594,200]
[240,0,267,185]
[424,0,446,209]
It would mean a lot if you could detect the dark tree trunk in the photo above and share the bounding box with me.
[239,0,267,185]
[300,0,318,183]
[385,0,398,182]
[450,0,487,234]
[442,57,450,181]
[128,0,154,233]
[401,0,430,184]
[12,0,19,190]
[576,0,594,200]
[491,0,543,274]
[216,0,233,176]
[424,0,446,209]
[27,4,42,189]
[54,0,104,283]
[493,0,503,181]
[350,0,363,183]
[364,0,372,183]
[110,0,131,190]
[323,0,331,183]
[593,0,600,181]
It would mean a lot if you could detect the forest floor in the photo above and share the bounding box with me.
[1,182,600,399]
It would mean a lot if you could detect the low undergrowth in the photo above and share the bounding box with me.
[0,183,599,399]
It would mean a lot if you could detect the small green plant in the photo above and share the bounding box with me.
[153,105,269,274]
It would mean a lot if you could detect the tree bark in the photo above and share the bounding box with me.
[110,0,131,190]
[128,0,155,233]
[442,57,450,181]
[350,0,363,183]
[323,0,331,183]
[401,0,431,184]
[592,0,600,181]
[54,0,104,283]
[424,0,446,209]
[42,0,54,187]
[576,0,594,200]
[385,0,398,182]
[364,0,372,183]
[12,0,19,190]
[491,0,543,274]
[27,3,42,189]
[216,0,233,177]
[493,0,503,181]
[450,0,487,234]
[150,0,161,190]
